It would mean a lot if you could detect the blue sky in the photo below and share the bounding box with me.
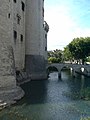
[44,0,90,50]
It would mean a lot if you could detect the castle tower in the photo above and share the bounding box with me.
[25,0,47,80]
[0,0,24,105]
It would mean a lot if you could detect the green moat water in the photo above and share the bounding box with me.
[0,70,90,120]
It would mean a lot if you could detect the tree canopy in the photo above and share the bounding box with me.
[65,37,90,64]
[48,37,90,64]
[63,46,73,61]
[48,49,63,63]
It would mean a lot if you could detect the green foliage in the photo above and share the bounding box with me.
[66,37,90,64]
[48,57,60,63]
[48,37,90,63]
[48,49,63,63]
[80,117,90,120]
[63,46,73,61]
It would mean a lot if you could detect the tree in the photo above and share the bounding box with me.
[67,37,90,64]
[48,57,60,63]
[48,49,63,63]
[63,46,73,62]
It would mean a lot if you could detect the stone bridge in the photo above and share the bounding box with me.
[47,63,90,78]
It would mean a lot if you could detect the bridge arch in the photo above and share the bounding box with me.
[47,63,90,78]
[47,66,59,73]
[60,65,74,71]
[46,65,59,78]
[47,64,74,79]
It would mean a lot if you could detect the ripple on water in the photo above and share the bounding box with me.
[0,71,90,120]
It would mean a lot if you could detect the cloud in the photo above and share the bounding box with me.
[45,4,90,50]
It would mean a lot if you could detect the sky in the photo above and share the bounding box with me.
[44,0,90,50]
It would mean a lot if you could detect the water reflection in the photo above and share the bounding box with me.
[0,70,90,120]
[18,80,48,105]
[61,70,90,100]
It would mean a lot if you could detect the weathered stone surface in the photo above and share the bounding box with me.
[0,45,15,76]
[0,86,24,105]
[0,1,25,107]
[0,0,48,108]
[25,55,47,80]
[0,45,24,107]
[16,71,31,85]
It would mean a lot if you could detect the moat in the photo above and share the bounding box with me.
[0,70,90,120]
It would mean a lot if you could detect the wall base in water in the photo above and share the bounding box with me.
[25,55,48,80]
[0,45,24,106]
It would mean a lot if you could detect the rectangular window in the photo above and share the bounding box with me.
[13,0,16,3]
[13,30,17,43]
[45,34,47,39]
[8,13,10,18]
[45,47,47,51]
[20,34,23,42]
[42,7,44,17]
[21,1,25,11]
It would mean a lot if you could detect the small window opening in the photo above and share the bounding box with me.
[21,34,23,42]
[13,30,17,43]
[45,47,47,51]
[45,34,47,39]
[8,13,10,18]
[42,7,44,17]
[13,0,16,3]
[21,1,25,11]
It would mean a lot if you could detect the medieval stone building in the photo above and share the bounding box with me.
[0,0,49,105]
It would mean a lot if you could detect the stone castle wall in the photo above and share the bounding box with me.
[10,0,26,70]
[0,0,24,106]
[0,0,49,106]
[25,0,48,80]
